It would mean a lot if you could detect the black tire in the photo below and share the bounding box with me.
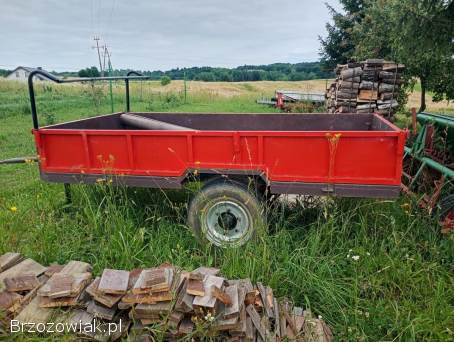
[187,179,264,247]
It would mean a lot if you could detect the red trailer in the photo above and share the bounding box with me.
[28,71,407,247]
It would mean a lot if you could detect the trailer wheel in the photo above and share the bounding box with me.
[187,180,264,247]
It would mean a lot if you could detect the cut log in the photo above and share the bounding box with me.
[338,81,360,89]
[379,83,399,93]
[336,92,357,99]
[340,67,362,79]
[357,103,376,110]
[365,58,384,66]
[380,92,396,101]
[359,81,378,90]
[120,113,194,131]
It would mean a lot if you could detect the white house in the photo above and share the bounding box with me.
[5,66,47,82]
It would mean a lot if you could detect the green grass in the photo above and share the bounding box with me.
[0,80,453,341]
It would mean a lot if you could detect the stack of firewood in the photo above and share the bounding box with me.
[0,253,334,341]
[325,59,405,120]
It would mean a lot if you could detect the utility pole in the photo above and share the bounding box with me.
[92,36,104,76]
[104,46,114,113]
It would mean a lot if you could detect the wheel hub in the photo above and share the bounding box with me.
[205,200,250,244]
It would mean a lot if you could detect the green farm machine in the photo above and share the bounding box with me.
[402,110,454,233]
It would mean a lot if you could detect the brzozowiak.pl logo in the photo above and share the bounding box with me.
[10,319,123,336]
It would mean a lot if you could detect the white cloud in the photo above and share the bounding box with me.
[0,0,341,71]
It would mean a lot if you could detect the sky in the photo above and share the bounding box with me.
[0,0,340,72]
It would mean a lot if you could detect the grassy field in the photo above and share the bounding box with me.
[0,79,453,341]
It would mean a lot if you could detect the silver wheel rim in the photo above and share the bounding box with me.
[203,200,251,246]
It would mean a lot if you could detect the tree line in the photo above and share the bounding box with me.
[319,0,453,111]
[75,62,333,82]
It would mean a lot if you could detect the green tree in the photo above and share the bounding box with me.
[195,72,215,82]
[78,66,100,78]
[319,0,369,69]
[354,0,454,111]
[160,75,171,86]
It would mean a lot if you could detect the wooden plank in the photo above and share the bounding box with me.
[98,269,129,295]
[175,278,194,313]
[59,260,92,274]
[121,290,172,304]
[4,274,39,292]
[273,297,281,338]
[212,285,232,306]
[192,266,220,276]
[279,302,288,338]
[15,296,53,325]
[67,309,109,342]
[0,291,22,310]
[257,282,274,319]
[245,304,269,341]
[245,316,254,341]
[133,268,173,294]
[44,264,65,277]
[230,301,247,335]
[39,272,91,298]
[143,268,166,287]
[192,275,224,308]
[87,300,117,321]
[214,315,239,331]
[358,89,378,100]
[186,277,205,297]
[178,317,194,334]
[0,253,23,272]
[0,259,46,285]
[86,277,123,308]
[135,302,172,315]
[223,284,239,318]
[40,274,73,298]
[39,293,82,308]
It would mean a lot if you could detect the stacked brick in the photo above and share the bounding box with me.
[325,59,405,120]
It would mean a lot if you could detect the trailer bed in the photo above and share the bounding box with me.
[33,112,406,198]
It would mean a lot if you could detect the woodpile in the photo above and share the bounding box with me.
[325,59,405,120]
[0,253,334,341]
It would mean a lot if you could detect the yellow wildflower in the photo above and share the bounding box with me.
[9,206,17,213]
